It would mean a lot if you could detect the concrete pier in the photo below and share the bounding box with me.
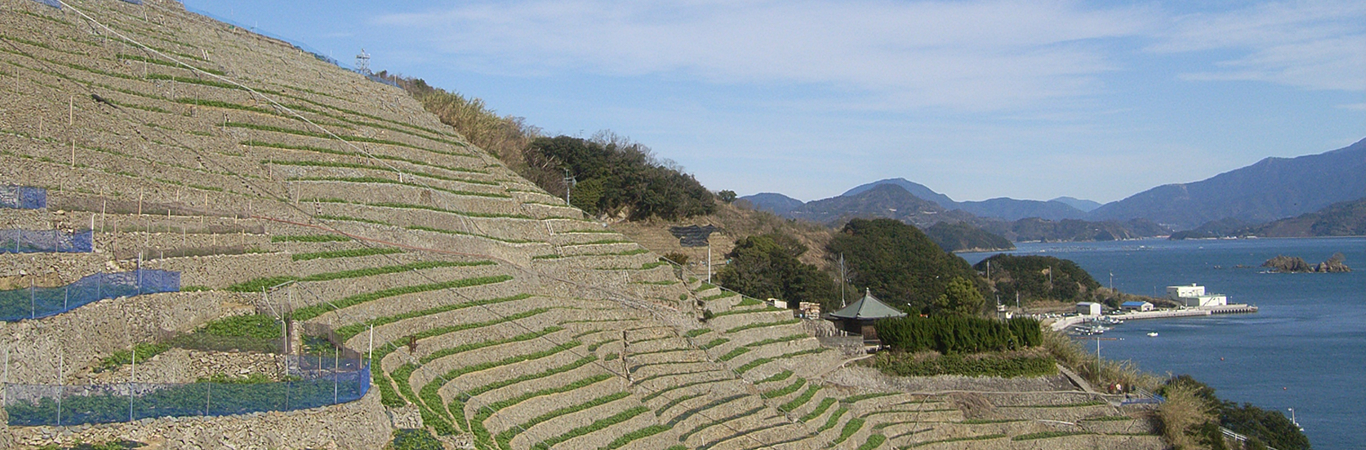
[1047,304,1258,331]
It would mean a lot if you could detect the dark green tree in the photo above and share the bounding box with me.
[826,218,985,313]
[717,233,836,308]
[933,277,985,316]
[973,254,1100,304]
[717,190,737,203]
[524,135,715,221]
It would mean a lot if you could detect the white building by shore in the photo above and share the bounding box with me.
[1167,283,1227,307]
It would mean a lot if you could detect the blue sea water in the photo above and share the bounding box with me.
[961,238,1365,450]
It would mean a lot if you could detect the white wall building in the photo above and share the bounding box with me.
[1076,302,1102,316]
[1167,284,1227,307]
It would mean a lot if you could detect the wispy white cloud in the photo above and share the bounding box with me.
[375,0,1155,111]
[1151,0,1366,91]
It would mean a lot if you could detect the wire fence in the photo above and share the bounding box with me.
[0,229,93,254]
[0,186,47,209]
[4,357,370,426]
[0,270,180,322]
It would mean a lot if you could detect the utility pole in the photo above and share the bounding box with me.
[562,168,576,205]
[839,254,847,308]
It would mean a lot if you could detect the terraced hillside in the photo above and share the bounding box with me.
[0,1,1166,449]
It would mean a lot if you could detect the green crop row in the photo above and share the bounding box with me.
[855,433,887,450]
[292,274,512,321]
[292,176,510,199]
[717,347,750,362]
[816,407,849,433]
[742,334,808,348]
[418,340,584,421]
[333,294,532,342]
[600,424,671,450]
[640,377,723,403]
[701,292,737,301]
[757,370,794,384]
[145,73,243,91]
[679,405,765,442]
[699,338,729,350]
[406,225,539,244]
[725,319,801,334]
[684,328,711,338]
[1012,431,1096,441]
[910,433,1007,447]
[311,214,391,226]
[654,392,703,417]
[420,327,563,365]
[530,405,650,450]
[779,384,822,412]
[831,417,865,446]
[263,158,495,184]
[762,378,807,400]
[841,392,899,405]
[735,348,824,374]
[226,259,489,292]
[801,398,838,422]
[291,247,403,261]
[118,54,224,75]
[496,391,631,449]
[666,394,746,428]
[271,234,350,242]
[473,373,614,448]
[368,201,532,219]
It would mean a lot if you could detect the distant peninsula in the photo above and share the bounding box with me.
[1262,253,1351,273]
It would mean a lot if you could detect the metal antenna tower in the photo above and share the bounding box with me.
[355,49,370,74]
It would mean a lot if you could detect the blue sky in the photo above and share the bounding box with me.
[182,0,1365,203]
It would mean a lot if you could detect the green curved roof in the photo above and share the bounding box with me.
[829,289,907,320]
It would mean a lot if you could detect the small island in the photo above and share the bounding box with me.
[1262,253,1351,273]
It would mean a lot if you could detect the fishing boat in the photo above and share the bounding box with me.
[1147,332,1159,337]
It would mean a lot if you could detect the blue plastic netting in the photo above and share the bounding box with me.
[0,186,47,209]
[0,270,180,322]
[4,362,369,426]
[0,229,94,254]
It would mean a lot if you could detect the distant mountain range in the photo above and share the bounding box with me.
[740,137,1366,239]
[1089,137,1366,229]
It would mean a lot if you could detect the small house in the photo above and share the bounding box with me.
[827,289,906,340]
[1121,301,1154,312]
[1076,302,1102,316]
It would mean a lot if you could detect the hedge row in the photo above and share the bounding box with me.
[875,316,1042,355]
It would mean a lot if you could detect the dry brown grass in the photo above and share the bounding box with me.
[1157,382,1217,450]
[1042,329,1161,392]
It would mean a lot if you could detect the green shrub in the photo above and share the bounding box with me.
[200,314,282,339]
[95,343,171,373]
[390,429,443,450]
